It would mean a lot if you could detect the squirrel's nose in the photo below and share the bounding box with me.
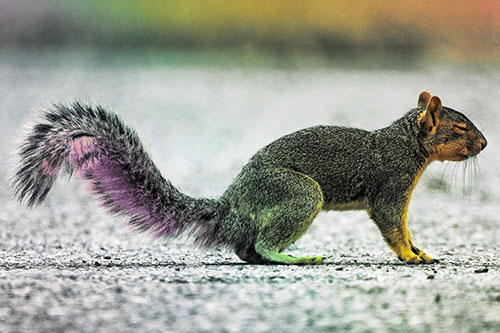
[479,138,487,150]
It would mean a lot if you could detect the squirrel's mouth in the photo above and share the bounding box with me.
[461,150,477,160]
[467,143,485,158]
[453,153,469,162]
[454,147,470,161]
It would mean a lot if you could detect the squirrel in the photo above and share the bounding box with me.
[12,91,487,265]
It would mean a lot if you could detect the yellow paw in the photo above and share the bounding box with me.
[298,256,324,265]
[417,251,439,264]
[311,256,324,265]
[400,251,439,264]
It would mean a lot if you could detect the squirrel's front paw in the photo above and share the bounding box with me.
[416,251,439,264]
[399,251,439,265]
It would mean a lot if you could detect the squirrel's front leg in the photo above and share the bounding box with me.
[369,201,437,264]
[383,227,436,264]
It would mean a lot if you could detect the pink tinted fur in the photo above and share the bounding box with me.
[69,136,174,237]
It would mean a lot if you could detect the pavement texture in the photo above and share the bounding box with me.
[0,52,499,332]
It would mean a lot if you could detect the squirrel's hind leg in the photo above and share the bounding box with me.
[251,170,325,265]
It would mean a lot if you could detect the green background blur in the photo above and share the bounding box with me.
[1,0,499,66]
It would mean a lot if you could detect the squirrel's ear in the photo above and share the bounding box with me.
[418,96,442,134]
[417,91,432,109]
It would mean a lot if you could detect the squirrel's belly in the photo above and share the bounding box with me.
[322,199,368,212]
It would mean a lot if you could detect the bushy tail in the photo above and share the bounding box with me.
[13,102,224,246]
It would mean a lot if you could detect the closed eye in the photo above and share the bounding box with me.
[453,124,468,132]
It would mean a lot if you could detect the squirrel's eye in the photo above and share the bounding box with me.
[453,124,468,132]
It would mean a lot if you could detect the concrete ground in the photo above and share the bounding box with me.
[0,51,499,332]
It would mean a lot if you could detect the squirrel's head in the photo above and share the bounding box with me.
[416,91,487,162]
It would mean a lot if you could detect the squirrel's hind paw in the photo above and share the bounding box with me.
[308,256,324,265]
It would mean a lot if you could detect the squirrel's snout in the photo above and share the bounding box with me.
[478,135,487,151]
[480,139,487,151]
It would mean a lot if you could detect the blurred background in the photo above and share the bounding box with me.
[1,0,499,65]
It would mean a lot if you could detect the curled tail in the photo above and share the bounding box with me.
[13,103,224,246]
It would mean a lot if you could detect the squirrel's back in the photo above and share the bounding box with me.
[226,126,372,206]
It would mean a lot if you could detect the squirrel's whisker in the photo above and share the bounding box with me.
[439,161,451,193]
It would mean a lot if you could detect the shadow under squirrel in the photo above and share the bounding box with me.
[13,92,487,265]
